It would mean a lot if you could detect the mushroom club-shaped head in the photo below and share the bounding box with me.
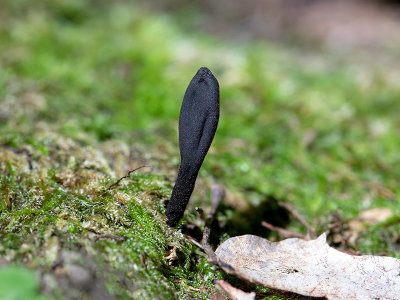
[166,67,220,227]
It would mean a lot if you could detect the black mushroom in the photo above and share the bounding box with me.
[166,67,220,227]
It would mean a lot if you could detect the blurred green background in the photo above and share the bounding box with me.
[1,0,400,299]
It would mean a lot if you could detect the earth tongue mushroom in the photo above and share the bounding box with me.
[166,67,220,227]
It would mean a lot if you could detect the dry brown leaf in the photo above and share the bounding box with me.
[215,234,400,300]
[357,208,393,225]
[346,208,393,245]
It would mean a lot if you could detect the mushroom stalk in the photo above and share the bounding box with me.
[166,67,220,227]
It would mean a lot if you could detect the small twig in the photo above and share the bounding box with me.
[185,235,203,249]
[261,221,306,239]
[278,201,316,236]
[1,145,33,170]
[188,286,201,292]
[93,234,127,243]
[202,225,220,264]
[201,183,225,265]
[107,165,149,190]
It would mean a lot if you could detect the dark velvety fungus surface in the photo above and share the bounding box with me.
[166,67,220,227]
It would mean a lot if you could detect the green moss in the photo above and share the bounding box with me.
[0,0,399,299]
[0,266,52,300]
[0,137,219,298]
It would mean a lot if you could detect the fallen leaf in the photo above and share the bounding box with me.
[215,234,400,300]
[357,208,393,225]
[346,208,393,245]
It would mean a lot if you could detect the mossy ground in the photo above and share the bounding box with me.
[1,0,400,299]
